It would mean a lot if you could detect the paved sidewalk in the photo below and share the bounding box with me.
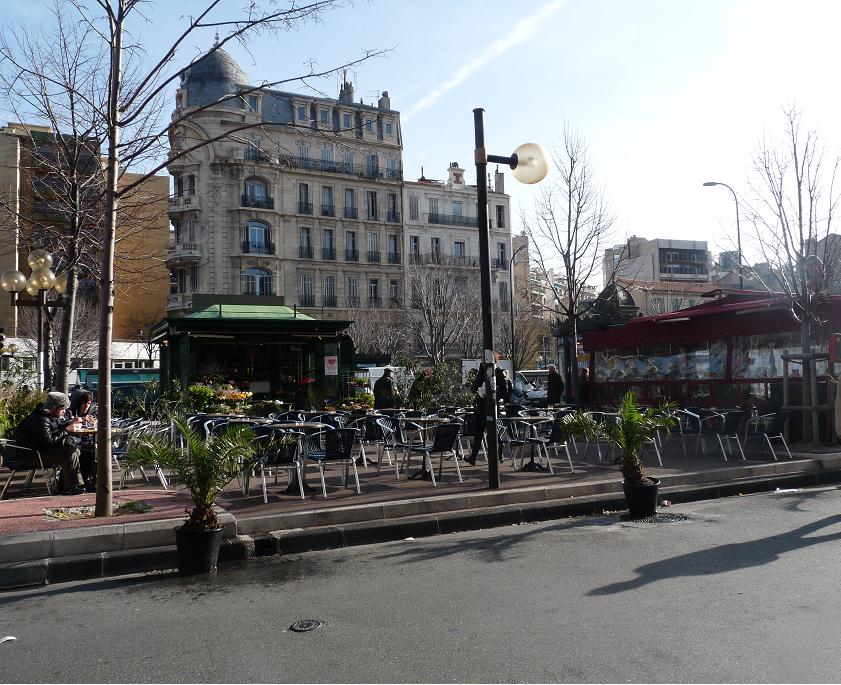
[2,445,841,588]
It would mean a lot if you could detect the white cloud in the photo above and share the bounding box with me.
[402,0,566,122]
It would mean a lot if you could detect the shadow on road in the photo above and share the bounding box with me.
[589,513,841,595]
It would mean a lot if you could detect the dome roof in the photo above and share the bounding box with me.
[183,47,249,108]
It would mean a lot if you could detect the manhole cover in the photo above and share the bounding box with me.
[624,512,689,524]
[288,619,322,633]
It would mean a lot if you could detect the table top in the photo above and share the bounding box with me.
[400,416,447,425]
[269,422,330,430]
[68,427,97,435]
[511,415,554,423]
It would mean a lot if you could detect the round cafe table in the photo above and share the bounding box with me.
[511,416,554,472]
[399,416,447,481]
[267,422,330,494]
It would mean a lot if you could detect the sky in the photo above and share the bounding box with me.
[2,0,840,263]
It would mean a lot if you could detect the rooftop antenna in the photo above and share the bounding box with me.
[214,31,220,47]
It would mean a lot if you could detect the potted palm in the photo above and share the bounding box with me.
[563,391,675,518]
[120,416,256,574]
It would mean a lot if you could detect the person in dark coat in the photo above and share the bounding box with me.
[13,391,84,494]
[578,367,591,408]
[465,363,489,466]
[495,367,512,405]
[373,368,396,410]
[547,364,564,405]
[66,389,96,491]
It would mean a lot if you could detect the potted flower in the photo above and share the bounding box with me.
[563,391,675,518]
[120,416,256,574]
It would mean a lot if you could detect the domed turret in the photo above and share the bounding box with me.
[182,47,250,108]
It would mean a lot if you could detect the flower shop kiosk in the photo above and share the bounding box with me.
[152,299,355,408]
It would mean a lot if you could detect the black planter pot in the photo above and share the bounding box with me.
[175,525,224,575]
[622,478,660,519]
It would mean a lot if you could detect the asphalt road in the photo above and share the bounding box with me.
[3,486,841,683]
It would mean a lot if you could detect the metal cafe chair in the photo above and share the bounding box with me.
[745,411,792,461]
[304,428,361,498]
[457,412,487,464]
[521,417,575,474]
[400,422,464,487]
[247,428,306,502]
[0,440,56,499]
[497,420,525,468]
[715,410,747,461]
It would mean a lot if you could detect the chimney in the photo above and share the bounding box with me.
[338,70,355,103]
[447,161,464,187]
[378,90,391,110]
[494,166,505,194]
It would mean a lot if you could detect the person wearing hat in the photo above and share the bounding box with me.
[373,368,396,410]
[13,391,85,495]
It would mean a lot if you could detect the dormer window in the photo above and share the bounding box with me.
[247,95,259,114]
[342,112,352,129]
[384,119,393,135]
[365,117,374,132]
[297,105,307,121]
[319,109,329,125]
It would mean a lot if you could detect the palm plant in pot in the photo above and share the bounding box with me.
[120,415,255,574]
[562,391,676,518]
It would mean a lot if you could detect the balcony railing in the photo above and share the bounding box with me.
[368,297,381,309]
[322,247,336,260]
[299,293,315,307]
[299,245,313,259]
[410,252,480,268]
[241,240,275,255]
[344,206,358,220]
[322,295,337,307]
[387,252,401,264]
[389,296,402,309]
[427,212,478,227]
[165,241,201,264]
[345,249,359,262]
[367,250,381,263]
[168,195,198,210]
[321,204,335,217]
[277,154,403,181]
[244,148,271,162]
[346,296,360,309]
[387,211,400,223]
[492,258,508,270]
[241,194,274,209]
[298,201,313,215]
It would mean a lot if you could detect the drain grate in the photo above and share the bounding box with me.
[288,619,322,633]
[626,512,689,524]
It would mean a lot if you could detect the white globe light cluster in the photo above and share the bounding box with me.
[0,250,66,299]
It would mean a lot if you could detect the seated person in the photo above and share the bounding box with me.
[66,389,96,491]
[13,391,85,495]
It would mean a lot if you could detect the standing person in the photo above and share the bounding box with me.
[547,364,564,405]
[373,368,396,410]
[66,389,97,491]
[464,362,488,466]
[495,367,512,405]
[13,391,85,495]
[578,367,591,409]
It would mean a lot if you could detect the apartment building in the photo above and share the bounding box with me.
[403,163,512,308]
[604,236,711,286]
[166,47,403,317]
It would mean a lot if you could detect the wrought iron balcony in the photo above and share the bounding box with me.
[346,296,360,308]
[299,245,313,259]
[367,250,381,263]
[299,293,315,307]
[387,210,400,223]
[321,204,335,217]
[241,194,274,209]
[344,206,358,220]
[322,295,337,307]
[241,240,275,255]
[322,247,336,260]
[491,258,508,270]
[165,241,201,265]
[427,212,478,227]
[368,297,381,309]
[345,249,359,262]
[298,201,313,215]
[387,252,401,264]
[276,154,403,181]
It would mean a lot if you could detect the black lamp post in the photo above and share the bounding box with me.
[1,249,67,389]
[703,181,743,290]
[473,108,547,489]
[509,242,529,381]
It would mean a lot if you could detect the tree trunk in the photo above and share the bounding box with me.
[568,317,581,405]
[95,7,122,518]
[53,269,77,393]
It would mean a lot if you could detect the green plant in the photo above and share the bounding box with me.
[120,415,255,530]
[405,362,473,409]
[562,391,676,483]
[0,386,46,437]
[187,384,215,412]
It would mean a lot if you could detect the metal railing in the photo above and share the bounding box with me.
[346,296,360,308]
[241,194,274,209]
[387,252,401,264]
[241,240,275,255]
[299,245,313,259]
[298,201,313,215]
[387,211,400,223]
[321,247,336,260]
[367,250,381,263]
[428,212,478,227]
[321,204,335,217]
[299,293,315,306]
[345,249,359,261]
[368,297,381,309]
[410,252,479,268]
[491,258,508,270]
[277,154,403,181]
[322,295,337,307]
[344,206,358,220]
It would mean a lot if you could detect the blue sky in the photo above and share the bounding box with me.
[2,0,840,262]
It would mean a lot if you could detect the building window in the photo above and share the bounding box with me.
[300,273,314,306]
[387,193,399,222]
[347,276,359,307]
[323,275,336,306]
[452,201,463,217]
[169,271,178,294]
[342,150,353,171]
[299,183,311,214]
[368,278,379,306]
[367,231,380,262]
[245,138,262,161]
[431,236,440,256]
[299,226,312,258]
[454,241,465,257]
[244,178,270,207]
[298,145,309,163]
[323,228,334,258]
[497,242,507,264]
[409,195,419,220]
[366,153,378,177]
[496,204,505,229]
[345,230,357,260]
[190,267,198,292]
[242,268,272,296]
[365,117,373,132]
[367,190,378,220]
[385,119,393,135]
[248,95,259,114]
[387,234,399,261]
[428,197,439,217]
[498,280,509,305]
[319,109,329,124]
[386,157,397,179]
[244,220,271,254]
[342,112,351,129]
[389,279,400,305]
[409,235,419,257]
[297,105,307,121]
[321,185,334,216]
[176,174,195,197]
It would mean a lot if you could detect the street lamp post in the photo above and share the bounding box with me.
[474,107,547,489]
[703,181,743,290]
[509,243,528,382]
[0,250,67,389]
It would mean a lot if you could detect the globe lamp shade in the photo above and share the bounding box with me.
[6,343,17,354]
[25,278,39,296]
[54,272,68,295]
[27,249,53,270]
[0,270,27,292]
[511,143,549,185]
[30,267,57,290]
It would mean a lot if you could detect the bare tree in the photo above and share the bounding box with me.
[745,106,841,441]
[496,310,546,370]
[346,307,409,363]
[522,125,617,402]
[17,293,99,372]
[404,257,482,364]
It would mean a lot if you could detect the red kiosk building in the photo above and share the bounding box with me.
[580,290,841,420]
